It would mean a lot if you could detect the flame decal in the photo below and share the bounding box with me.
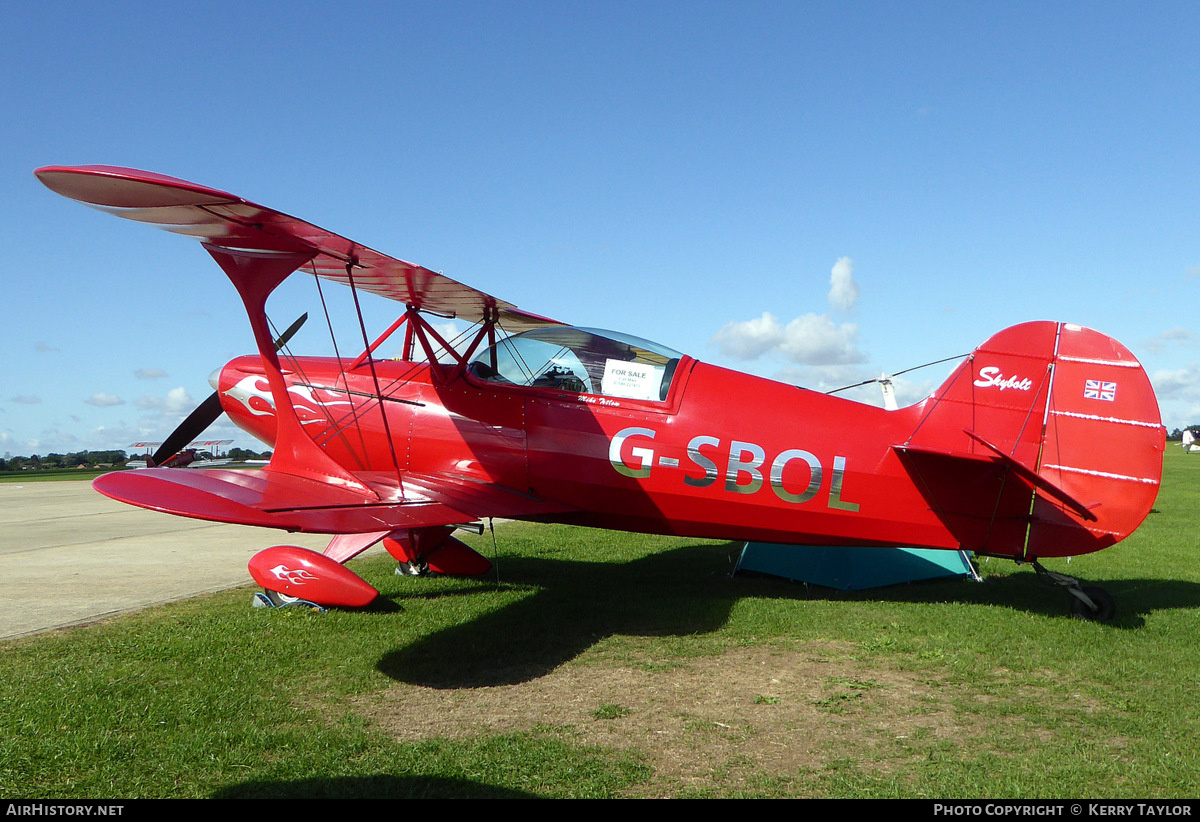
[224,375,354,425]
[268,564,319,586]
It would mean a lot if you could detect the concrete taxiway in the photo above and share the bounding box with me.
[0,480,337,640]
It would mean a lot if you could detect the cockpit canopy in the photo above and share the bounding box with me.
[469,326,684,402]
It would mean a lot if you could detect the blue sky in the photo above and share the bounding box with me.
[3,1,1199,455]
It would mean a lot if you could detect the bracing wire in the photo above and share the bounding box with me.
[312,269,371,465]
[344,261,405,487]
[823,353,967,396]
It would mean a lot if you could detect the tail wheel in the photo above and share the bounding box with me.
[1070,586,1116,623]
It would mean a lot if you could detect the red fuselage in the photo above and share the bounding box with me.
[218,354,957,551]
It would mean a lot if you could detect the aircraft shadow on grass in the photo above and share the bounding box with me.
[373,542,1200,689]
[375,541,740,689]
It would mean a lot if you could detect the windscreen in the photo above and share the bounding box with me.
[469,326,684,401]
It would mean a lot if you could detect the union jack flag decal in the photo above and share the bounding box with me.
[1084,379,1116,401]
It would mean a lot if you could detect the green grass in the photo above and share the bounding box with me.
[0,468,110,482]
[2,448,1199,798]
[592,703,632,720]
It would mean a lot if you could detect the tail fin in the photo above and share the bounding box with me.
[896,322,1164,559]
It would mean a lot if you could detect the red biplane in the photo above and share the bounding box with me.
[37,165,1165,621]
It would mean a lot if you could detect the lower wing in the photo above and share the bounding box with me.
[93,467,572,534]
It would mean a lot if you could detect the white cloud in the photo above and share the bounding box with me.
[711,311,864,366]
[135,368,168,380]
[134,387,195,413]
[1143,327,1196,354]
[84,393,124,408]
[711,257,866,366]
[10,395,41,405]
[778,314,864,366]
[1150,364,1200,429]
[1152,364,1200,400]
[828,256,859,312]
[711,312,785,360]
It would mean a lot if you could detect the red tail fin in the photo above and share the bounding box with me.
[897,322,1164,558]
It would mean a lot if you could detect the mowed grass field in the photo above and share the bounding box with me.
[2,448,1198,798]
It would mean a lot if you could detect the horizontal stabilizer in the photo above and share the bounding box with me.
[960,430,1096,521]
[896,439,1086,517]
[893,443,1039,556]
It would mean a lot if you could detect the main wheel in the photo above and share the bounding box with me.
[1070,586,1115,623]
[396,559,431,577]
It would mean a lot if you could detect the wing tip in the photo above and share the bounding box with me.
[35,165,240,209]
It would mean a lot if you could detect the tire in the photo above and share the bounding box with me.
[1071,586,1116,623]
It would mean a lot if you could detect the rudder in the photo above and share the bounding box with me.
[1030,323,1164,557]
[897,322,1164,558]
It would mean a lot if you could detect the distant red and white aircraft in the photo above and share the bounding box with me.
[37,165,1165,621]
[127,440,234,469]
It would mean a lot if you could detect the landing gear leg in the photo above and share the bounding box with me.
[1032,560,1115,623]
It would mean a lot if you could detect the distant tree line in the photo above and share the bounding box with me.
[226,447,272,462]
[0,448,272,471]
[1169,427,1200,441]
[0,450,130,471]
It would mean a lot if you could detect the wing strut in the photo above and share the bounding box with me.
[347,303,499,385]
[344,259,405,487]
[307,274,372,470]
[204,243,375,497]
[349,313,411,370]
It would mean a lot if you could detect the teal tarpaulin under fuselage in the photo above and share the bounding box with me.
[736,543,979,591]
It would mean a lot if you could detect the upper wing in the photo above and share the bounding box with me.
[35,165,560,332]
